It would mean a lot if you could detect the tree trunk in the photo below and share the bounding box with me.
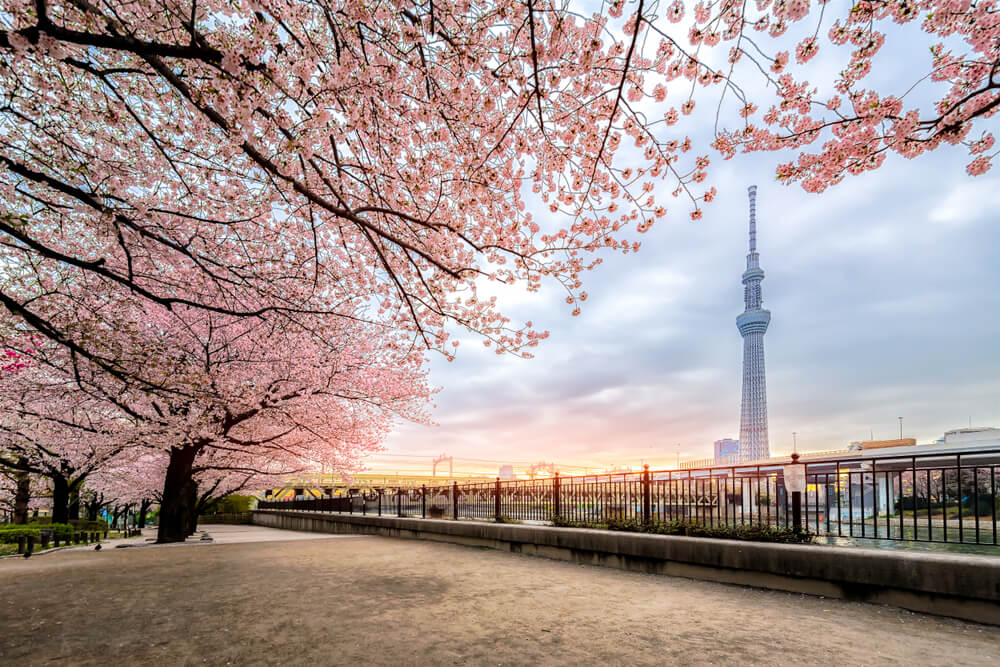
[68,487,80,521]
[157,445,199,543]
[138,499,153,528]
[184,480,199,536]
[51,474,70,524]
[85,494,101,522]
[13,459,30,525]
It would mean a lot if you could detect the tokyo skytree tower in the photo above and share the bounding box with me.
[736,186,771,463]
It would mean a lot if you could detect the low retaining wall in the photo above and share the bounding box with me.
[252,510,1000,625]
[198,512,252,525]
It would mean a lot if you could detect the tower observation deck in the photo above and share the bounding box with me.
[736,186,770,462]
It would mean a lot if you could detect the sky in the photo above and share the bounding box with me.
[375,10,1000,478]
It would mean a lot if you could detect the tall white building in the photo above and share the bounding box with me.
[736,186,771,463]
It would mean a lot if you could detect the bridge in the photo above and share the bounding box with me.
[261,471,493,501]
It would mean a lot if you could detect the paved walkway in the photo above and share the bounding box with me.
[49,523,352,552]
[0,526,997,665]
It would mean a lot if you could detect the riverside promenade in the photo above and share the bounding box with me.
[1,525,998,665]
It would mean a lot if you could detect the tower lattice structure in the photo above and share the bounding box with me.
[736,186,771,463]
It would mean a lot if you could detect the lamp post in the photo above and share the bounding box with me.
[898,417,903,439]
[784,453,806,533]
[792,432,798,455]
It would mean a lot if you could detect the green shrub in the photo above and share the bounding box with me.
[213,494,254,514]
[0,526,41,543]
[551,515,584,528]
[45,523,74,539]
[550,517,813,544]
[69,519,107,532]
[606,518,646,532]
[29,520,73,536]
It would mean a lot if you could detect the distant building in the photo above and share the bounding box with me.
[714,438,740,464]
[943,427,1000,446]
[848,438,917,451]
[498,465,515,480]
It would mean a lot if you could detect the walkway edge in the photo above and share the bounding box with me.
[252,510,1000,625]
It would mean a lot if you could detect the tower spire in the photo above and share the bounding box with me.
[736,185,770,463]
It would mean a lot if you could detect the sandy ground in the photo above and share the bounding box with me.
[1,525,998,666]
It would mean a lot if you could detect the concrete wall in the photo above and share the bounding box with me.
[252,510,1000,626]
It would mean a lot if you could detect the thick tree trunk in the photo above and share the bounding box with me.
[51,474,70,524]
[13,459,30,525]
[157,445,199,543]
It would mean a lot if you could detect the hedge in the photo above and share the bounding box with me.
[0,526,41,543]
[69,519,108,532]
[46,523,75,539]
[550,516,815,544]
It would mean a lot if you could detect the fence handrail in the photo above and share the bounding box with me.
[258,447,1000,548]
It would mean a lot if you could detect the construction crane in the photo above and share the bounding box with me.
[432,453,453,477]
[527,461,557,480]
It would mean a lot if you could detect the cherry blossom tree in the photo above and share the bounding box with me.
[3,1,994,538]
[136,310,430,542]
[2,1,993,368]
[0,365,136,523]
[701,0,1000,187]
[0,0,715,378]
[12,283,432,540]
[83,449,168,526]
[0,464,34,523]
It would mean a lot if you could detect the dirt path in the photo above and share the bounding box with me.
[1,525,997,666]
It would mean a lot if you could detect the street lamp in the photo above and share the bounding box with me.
[898,416,903,439]
[792,432,798,455]
[783,453,807,533]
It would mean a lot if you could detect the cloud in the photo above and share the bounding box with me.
[379,25,1000,476]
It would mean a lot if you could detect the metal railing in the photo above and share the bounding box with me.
[258,497,353,512]
[258,448,1000,546]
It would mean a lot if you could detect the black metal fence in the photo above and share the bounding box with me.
[258,497,352,512]
[258,449,1000,546]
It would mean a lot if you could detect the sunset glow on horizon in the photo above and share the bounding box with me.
[381,153,1000,476]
